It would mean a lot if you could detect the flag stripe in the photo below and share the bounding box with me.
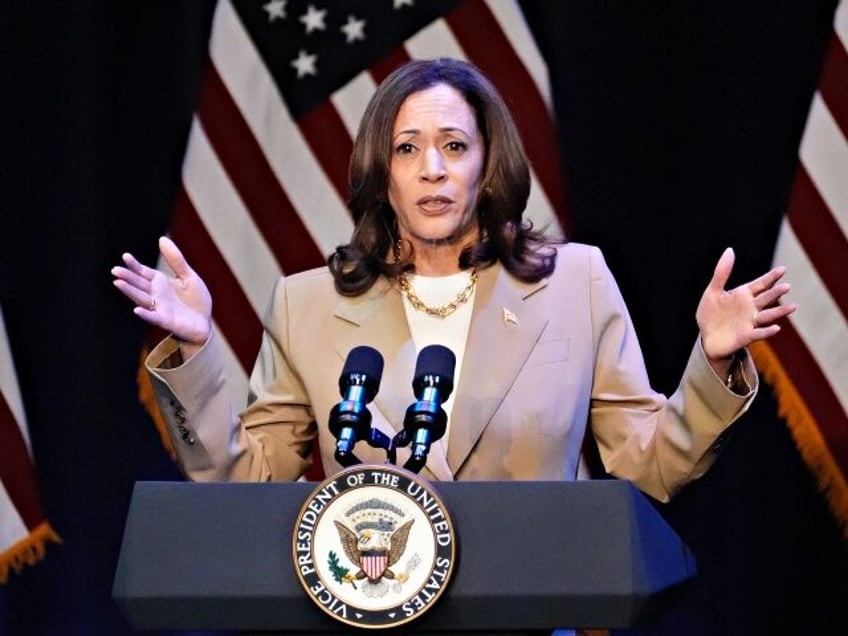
[330,72,377,139]
[769,322,848,472]
[405,15,466,61]
[0,482,28,550]
[297,100,355,204]
[171,186,261,372]
[839,0,848,48]
[774,222,848,414]
[197,62,326,273]
[446,0,570,233]
[760,1,848,533]
[401,15,564,237]
[0,395,41,529]
[182,120,281,317]
[483,0,552,108]
[371,47,413,84]
[0,333,27,434]
[819,33,848,139]
[1,305,60,579]
[799,95,848,236]
[786,167,848,317]
[211,0,354,258]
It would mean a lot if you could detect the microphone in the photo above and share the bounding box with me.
[328,346,384,466]
[400,345,456,473]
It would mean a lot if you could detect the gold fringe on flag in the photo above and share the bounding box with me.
[0,521,62,584]
[750,341,848,538]
[136,346,175,461]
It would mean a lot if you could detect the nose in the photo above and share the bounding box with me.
[419,147,446,182]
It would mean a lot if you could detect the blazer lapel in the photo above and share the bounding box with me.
[333,278,413,437]
[446,264,548,476]
[329,268,543,483]
[331,278,452,481]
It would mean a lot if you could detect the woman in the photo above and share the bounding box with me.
[111,58,795,501]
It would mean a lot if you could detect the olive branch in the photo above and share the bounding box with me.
[327,550,356,588]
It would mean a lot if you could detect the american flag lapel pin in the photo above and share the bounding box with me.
[502,307,519,326]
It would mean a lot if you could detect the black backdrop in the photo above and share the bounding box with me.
[1,1,846,634]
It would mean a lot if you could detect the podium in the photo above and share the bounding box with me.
[112,480,695,633]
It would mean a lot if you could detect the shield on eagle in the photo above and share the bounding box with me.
[334,518,415,583]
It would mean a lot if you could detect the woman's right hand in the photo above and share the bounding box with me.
[111,236,212,345]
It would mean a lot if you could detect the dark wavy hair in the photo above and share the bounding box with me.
[328,58,560,296]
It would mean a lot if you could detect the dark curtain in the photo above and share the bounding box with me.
[0,2,216,634]
[520,1,847,634]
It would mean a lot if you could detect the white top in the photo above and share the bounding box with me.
[400,269,475,447]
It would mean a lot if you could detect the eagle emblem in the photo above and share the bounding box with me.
[334,518,415,584]
[293,465,456,628]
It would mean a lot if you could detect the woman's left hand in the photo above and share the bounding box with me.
[696,247,798,364]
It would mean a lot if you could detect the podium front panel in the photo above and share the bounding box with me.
[112,480,695,632]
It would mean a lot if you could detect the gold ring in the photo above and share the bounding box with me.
[149,297,157,312]
[752,310,759,327]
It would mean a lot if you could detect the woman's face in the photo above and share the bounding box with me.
[387,83,484,253]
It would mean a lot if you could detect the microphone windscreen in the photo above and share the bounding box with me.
[415,345,456,384]
[343,345,384,377]
[340,346,384,399]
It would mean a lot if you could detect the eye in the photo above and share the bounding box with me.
[395,142,416,155]
[444,140,467,154]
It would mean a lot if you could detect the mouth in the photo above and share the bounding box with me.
[416,195,454,214]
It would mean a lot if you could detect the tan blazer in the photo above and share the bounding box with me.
[148,243,757,502]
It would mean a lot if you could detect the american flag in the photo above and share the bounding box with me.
[750,0,848,535]
[143,0,570,478]
[0,306,60,583]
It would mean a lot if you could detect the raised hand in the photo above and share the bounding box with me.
[111,236,212,345]
[696,247,798,363]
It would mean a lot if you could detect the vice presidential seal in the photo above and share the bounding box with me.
[292,464,456,629]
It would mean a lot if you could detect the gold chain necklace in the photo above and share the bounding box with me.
[398,269,478,318]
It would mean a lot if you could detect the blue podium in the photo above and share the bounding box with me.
[112,479,695,633]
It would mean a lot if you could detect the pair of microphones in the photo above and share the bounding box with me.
[327,344,455,474]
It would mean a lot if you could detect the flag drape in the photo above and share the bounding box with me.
[141,0,570,481]
[0,307,60,583]
[750,0,848,536]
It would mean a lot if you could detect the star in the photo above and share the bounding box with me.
[262,0,287,22]
[291,49,318,78]
[340,15,366,44]
[394,0,414,9]
[299,4,327,34]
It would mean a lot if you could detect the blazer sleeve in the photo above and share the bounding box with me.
[586,246,758,501]
[145,277,316,482]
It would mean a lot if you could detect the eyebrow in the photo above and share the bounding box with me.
[392,127,469,139]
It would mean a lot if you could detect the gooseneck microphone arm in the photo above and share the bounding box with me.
[394,345,456,474]
[328,346,384,467]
